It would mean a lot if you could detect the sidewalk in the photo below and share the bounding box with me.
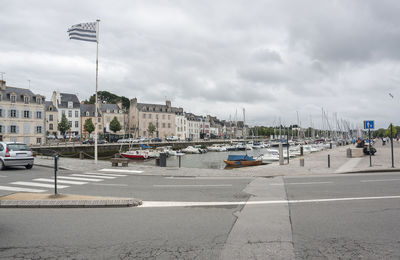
[34,142,400,177]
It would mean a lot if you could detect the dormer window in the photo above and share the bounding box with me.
[11,95,16,103]
[106,109,110,113]
[49,107,52,111]
[24,96,29,104]
[36,97,41,104]
[86,111,89,116]
[68,101,73,108]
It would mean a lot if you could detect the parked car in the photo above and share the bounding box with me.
[0,142,34,170]
[82,139,94,144]
[151,137,162,142]
[98,139,108,144]
[166,136,179,141]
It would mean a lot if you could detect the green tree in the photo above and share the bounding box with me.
[84,118,95,137]
[147,123,156,137]
[385,124,397,137]
[84,91,130,109]
[58,114,70,137]
[110,116,122,133]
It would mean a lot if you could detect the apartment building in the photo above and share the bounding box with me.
[52,91,81,136]
[101,103,127,135]
[0,80,45,145]
[129,98,182,138]
[175,113,187,140]
[185,113,201,140]
[44,101,58,136]
[80,103,102,138]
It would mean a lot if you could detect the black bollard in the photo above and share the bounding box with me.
[328,154,330,168]
[54,154,59,195]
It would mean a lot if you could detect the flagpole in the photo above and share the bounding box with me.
[94,19,100,164]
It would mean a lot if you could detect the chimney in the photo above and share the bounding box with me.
[166,100,171,108]
[130,97,137,106]
[117,99,123,110]
[0,80,6,91]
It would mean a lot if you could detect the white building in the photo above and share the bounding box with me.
[185,113,201,141]
[51,91,81,137]
[175,113,187,140]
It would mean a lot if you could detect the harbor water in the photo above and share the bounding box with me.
[134,148,271,169]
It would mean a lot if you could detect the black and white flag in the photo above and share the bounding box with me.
[67,22,97,43]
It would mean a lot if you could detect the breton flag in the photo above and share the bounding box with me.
[67,22,97,43]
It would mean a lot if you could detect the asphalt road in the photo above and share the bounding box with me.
[1,166,400,259]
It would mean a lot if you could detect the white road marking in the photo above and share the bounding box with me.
[84,172,127,177]
[57,176,103,182]
[0,175,7,178]
[270,181,333,186]
[11,181,69,189]
[71,174,115,179]
[90,183,128,187]
[153,184,233,188]
[99,169,143,174]
[140,195,400,208]
[361,178,400,183]
[33,178,88,185]
[0,185,46,193]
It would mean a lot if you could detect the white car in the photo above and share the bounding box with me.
[0,142,34,170]
[166,136,179,141]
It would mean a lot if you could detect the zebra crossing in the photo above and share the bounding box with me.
[0,168,143,193]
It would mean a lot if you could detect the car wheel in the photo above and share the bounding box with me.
[25,164,33,169]
[0,160,4,171]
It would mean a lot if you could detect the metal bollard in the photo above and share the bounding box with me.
[54,154,59,195]
[300,146,303,156]
[328,154,330,168]
[79,151,84,160]
[330,143,332,149]
[178,155,182,168]
[300,158,304,167]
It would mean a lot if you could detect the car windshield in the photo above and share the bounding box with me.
[7,144,30,151]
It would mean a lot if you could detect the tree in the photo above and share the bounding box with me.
[58,114,69,137]
[84,91,130,109]
[110,116,122,133]
[84,118,95,138]
[147,123,156,137]
[385,124,397,137]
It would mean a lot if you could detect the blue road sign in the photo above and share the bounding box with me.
[364,120,374,129]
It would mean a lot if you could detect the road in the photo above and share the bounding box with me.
[1,165,400,259]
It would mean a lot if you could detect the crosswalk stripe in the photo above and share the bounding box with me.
[71,174,116,179]
[99,169,143,174]
[58,176,103,182]
[33,178,88,185]
[84,172,127,177]
[0,185,46,193]
[11,182,69,189]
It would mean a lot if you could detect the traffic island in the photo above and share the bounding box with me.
[0,193,142,208]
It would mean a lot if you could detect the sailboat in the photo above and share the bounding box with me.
[223,108,262,167]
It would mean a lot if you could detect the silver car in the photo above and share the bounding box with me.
[0,142,34,170]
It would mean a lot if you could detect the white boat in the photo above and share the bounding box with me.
[262,150,280,162]
[182,146,201,154]
[207,144,227,152]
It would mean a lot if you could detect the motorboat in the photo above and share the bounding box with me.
[224,154,262,167]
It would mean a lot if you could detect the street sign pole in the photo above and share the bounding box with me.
[369,129,372,167]
[391,123,394,168]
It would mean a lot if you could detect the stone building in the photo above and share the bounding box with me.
[80,103,102,138]
[44,101,58,137]
[0,80,45,145]
[128,98,182,139]
[101,102,127,136]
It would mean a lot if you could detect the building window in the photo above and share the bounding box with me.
[75,121,78,128]
[0,125,2,133]
[98,118,101,123]
[68,110,72,117]
[69,121,72,127]
[24,96,29,104]
[36,126,42,134]
[149,114,152,119]
[10,125,16,133]
[10,109,17,117]
[49,114,53,121]
[143,131,146,136]
[168,123,171,128]
[168,115,171,120]
[11,95,16,103]
[86,111,89,116]
[23,111,30,118]
[36,98,41,105]
[36,111,42,119]
[143,113,146,119]
[0,109,2,117]
[49,123,53,130]
[37,138,41,144]
[62,110,65,115]
[162,123,166,128]
[75,111,78,117]
[68,101,73,108]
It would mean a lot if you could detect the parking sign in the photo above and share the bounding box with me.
[364,120,374,129]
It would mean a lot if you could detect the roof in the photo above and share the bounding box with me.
[44,101,58,112]
[58,93,80,108]
[136,102,183,114]
[80,104,98,117]
[0,86,44,103]
[101,103,120,113]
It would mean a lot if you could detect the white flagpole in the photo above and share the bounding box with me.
[94,19,100,164]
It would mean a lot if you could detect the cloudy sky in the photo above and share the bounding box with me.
[1,0,400,129]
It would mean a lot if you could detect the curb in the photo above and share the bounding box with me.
[34,163,71,171]
[341,168,400,174]
[0,198,142,208]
